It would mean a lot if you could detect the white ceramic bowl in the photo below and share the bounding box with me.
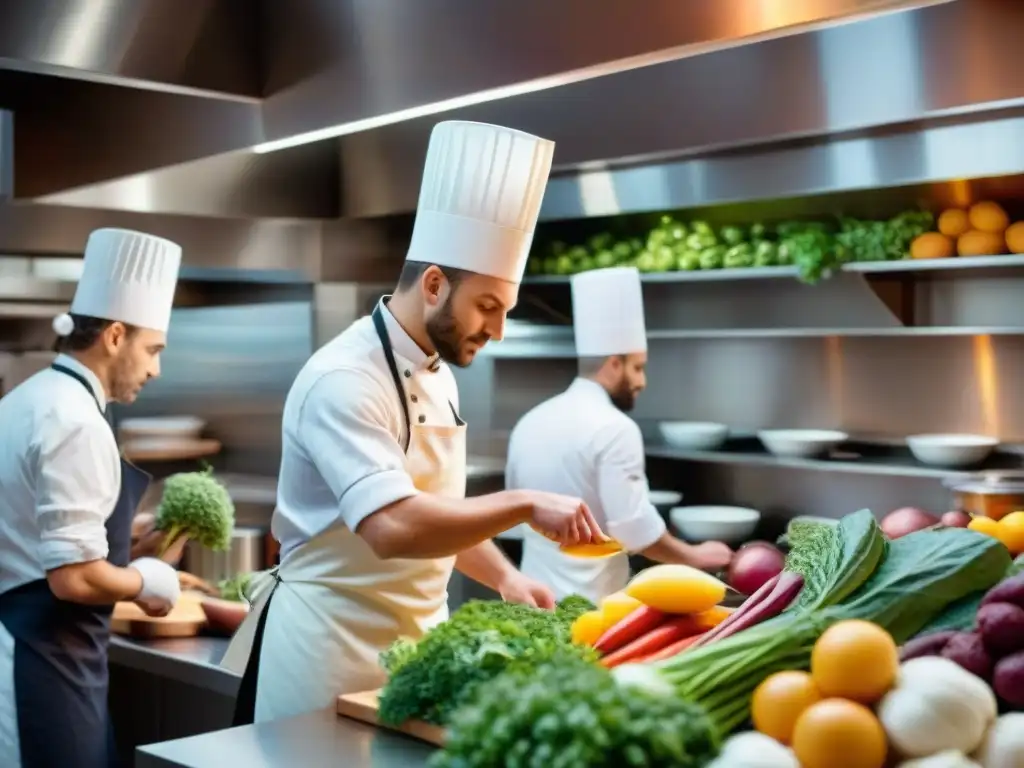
[669,505,761,544]
[659,422,729,451]
[758,429,848,459]
[119,416,206,440]
[649,490,683,512]
[906,434,998,467]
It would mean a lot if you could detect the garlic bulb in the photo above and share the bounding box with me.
[898,750,981,768]
[973,713,1024,768]
[878,657,997,757]
[705,731,800,768]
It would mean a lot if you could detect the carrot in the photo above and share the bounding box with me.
[593,605,665,654]
[694,604,736,630]
[599,616,702,668]
[640,632,706,663]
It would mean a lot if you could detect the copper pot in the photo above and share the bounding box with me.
[946,471,1024,522]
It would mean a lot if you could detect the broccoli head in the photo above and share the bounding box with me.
[155,468,235,555]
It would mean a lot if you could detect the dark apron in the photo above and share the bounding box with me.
[0,363,151,768]
[232,301,462,726]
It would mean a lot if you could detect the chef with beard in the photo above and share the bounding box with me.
[506,266,733,603]
[225,120,605,724]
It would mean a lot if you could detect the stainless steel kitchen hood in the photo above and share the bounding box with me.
[0,0,952,212]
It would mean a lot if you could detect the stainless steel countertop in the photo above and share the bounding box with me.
[136,706,437,768]
[109,635,239,697]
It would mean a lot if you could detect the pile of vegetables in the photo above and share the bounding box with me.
[529,209,934,284]
[429,652,720,768]
[217,572,253,603]
[910,201,1024,260]
[903,570,1024,709]
[376,596,594,727]
[154,467,235,556]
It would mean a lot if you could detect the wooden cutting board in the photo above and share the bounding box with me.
[336,689,446,747]
[111,591,207,638]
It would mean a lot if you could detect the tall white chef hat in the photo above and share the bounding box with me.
[52,228,182,337]
[406,121,555,284]
[572,267,648,357]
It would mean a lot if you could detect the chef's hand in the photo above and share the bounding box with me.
[687,541,734,572]
[498,572,556,610]
[129,557,181,617]
[525,491,606,546]
[131,513,189,565]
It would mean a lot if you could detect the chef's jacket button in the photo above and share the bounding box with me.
[404,370,411,378]
[410,394,418,403]
[418,414,426,424]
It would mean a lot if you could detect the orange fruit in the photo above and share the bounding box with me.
[811,620,898,704]
[752,670,822,744]
[997,511,1024,556]
[957,229,1006,257]
[910,232,955,259]
[792,699,887,768]
[968,201,1010,233]
[599,592,644,626]
[938,208,971,238]
[1006,221,1024,254]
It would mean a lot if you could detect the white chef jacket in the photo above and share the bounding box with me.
[272,300,461,559]
[505,378,666,600]
[0,355,121,594]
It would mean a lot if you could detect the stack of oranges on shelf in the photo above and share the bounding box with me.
[910,200,1024,259]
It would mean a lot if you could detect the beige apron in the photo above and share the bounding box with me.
[519,527,631,604]
[223,305,466,723]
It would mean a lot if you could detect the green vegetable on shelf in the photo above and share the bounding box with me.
[749,222,769,240]
[676,249,702,271]
[154,467,235,557]
[699,245,726,270]
[723,243,754,269]
[636,251,659,272]
[720,225,746,247]
[553,254,574,275]
[752,240,778,267]
[586,233,613,253]
[594,249,616,269]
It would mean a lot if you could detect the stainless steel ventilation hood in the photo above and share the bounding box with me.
[0,0,952,217]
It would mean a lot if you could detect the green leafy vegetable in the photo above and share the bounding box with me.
[914,552,1024,635]
[377,597,595,727]
[430,653,719,768]
[653,526,1009,735]
[154,468,235,555]
[217,572,253,603]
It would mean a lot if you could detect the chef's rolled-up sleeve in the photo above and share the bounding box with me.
[596,420,666,553]
[299,368,419,531]
[35,414,119,570]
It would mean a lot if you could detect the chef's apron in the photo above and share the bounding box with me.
[0,363,151,768]
[520,528,631,604]
[226,304,467,725]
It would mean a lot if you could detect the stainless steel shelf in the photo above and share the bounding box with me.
[523,254,1024,285]
[645,438,1024,480]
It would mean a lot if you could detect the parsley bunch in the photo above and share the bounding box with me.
[377,597,595,727]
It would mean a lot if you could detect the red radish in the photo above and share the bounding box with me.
[640,632,707,663]
[941,510,972,528]
[694,572,804,648]
[593,605,665,654]
[880,507,940,539]
[728,542,785,596]
[599,616,703,668]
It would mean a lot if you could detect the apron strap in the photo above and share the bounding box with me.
[371,303,413,453]
[231,582,278,727]
[50,363,104,415]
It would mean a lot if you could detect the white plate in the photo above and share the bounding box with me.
[669,505,761,544]
[906,434,998,467]
[659,422,729,451]
[758,429,848,459]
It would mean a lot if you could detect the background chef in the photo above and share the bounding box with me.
[225,120,604,725]
[0,228,185,767]
[507,266,734,603]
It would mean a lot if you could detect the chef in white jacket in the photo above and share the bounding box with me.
[225,120,605,725]
[507,266,733,603]
[0,228,184,767]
